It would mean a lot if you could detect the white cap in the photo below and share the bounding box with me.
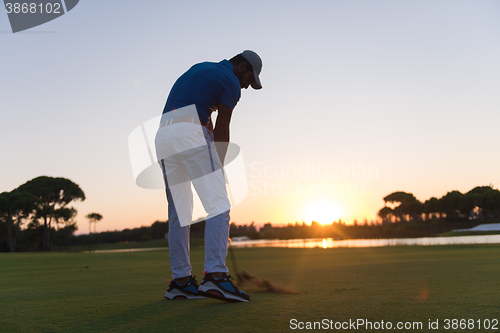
[241,50,262,90]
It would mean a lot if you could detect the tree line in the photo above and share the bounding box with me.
[69,214,491,245]
[0,176,85,252]
[377,185,500,223]
[67,183,500,245]
[4,179,499,251]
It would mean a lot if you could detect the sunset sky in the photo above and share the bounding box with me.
[2,0,499,233]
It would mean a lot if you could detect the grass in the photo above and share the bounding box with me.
[439,230,500,237]
[67,238,205,252]
[1,245,500,332]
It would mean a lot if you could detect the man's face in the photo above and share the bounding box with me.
[239,70,254,89]
[234,61,255,89]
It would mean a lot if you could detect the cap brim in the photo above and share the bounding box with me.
[251,69,262,90]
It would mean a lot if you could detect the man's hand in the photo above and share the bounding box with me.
[213,103,233,165]
[205,116,214,133]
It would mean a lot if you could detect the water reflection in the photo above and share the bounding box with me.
[88,235,500,253]
[230,235,500,249]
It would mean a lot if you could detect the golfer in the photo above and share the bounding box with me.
[155,51,262,302]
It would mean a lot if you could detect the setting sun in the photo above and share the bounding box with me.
[304,201,342,225]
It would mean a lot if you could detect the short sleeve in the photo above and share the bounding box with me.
[219,79,241,109]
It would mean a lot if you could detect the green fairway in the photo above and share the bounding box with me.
[68,238,205,252]
[1,245,500,333]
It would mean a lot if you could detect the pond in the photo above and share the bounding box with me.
[230,235,500,248]
[89,235,500,253]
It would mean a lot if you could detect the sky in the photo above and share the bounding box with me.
[1,0,500,234]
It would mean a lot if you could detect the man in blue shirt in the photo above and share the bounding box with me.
[155,51,262,302]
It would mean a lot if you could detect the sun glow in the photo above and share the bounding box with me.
[304,201,342,225]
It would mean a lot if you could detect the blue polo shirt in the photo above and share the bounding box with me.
[162,60,241,125]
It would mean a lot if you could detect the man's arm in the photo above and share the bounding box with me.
[213,103,233,165]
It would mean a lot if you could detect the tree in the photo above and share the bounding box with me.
[52,207,78,250]
[406,200,424,222]
[230,221,259,239]
[466,186,500,219]
[149,221,168,240]
[16,176,85,250]
[86,213,103,234]
[378,206,394,224]
[383,192,417,204]
[0,191,38,252]
[53,222,78,250]
[423,197,441,220]
[483,189,500,218]
[259,222,278,239]
[440,191,465,221]
[383,191,420,222]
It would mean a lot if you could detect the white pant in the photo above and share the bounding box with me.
[155,121,231,279]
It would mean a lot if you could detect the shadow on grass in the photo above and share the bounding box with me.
[66,297,250,332]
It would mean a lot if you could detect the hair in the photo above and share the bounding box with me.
[229,54,254,72]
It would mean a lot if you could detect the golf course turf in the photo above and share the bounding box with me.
[1,244,499,332]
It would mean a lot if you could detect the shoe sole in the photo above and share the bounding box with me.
[198,282,249,302]
[165,290,206,300]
